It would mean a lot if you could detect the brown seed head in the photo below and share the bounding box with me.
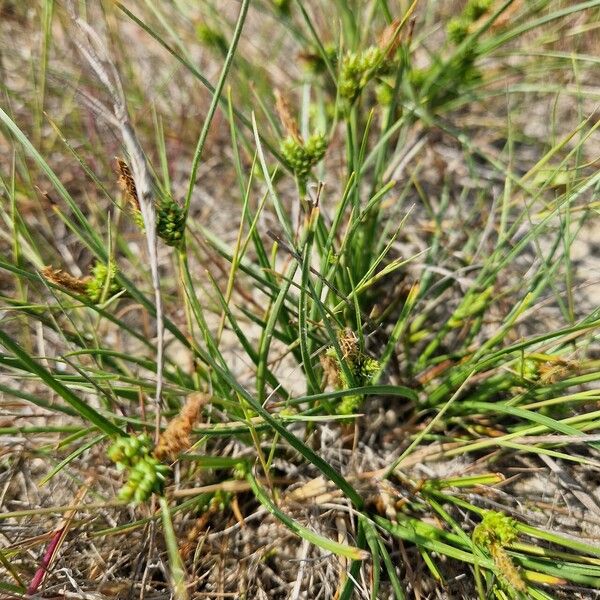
[378,17,403,59]
[338,328,359,361]
[274,90,302,144]
[41,266,90,295]
[116,157,140,211]
[320,353,342,389]
[154,393,209,461]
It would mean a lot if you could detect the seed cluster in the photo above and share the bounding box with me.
[447,0,493,44]
[42,261,123,304]
[116,157,186,246]
[107,434,170,504]
[320,328,380,415]
[157,197,186,247]
[473,511,527,594]
[86,262,121,303]
[339,46,384,104]
[280,133,328,183]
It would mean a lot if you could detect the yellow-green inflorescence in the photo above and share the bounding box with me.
[86,262,123,303]
[473,511,527,594]
[447,0,493,44]
[107,434,170,504]
[519,357,540,382]
[280,133,328,184]
[338,46,384,104]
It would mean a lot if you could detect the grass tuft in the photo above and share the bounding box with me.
[0,1,599,597]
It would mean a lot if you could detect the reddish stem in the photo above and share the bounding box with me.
[26,526,65,595]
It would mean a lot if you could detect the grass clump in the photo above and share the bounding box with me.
[1,1,599,598]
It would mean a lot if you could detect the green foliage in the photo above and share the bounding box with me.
[196,23,227,53]
[447,285,494,328]
[410,44,482,110]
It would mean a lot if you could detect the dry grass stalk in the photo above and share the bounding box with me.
[41,266,90,295]
[70,9,165,416]
[274,89,302,143]
[154,392,209,461]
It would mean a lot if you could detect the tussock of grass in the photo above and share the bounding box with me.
[0,1,599,598]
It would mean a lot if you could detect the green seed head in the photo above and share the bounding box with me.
[272,0,291,14]
[473,511,518,547]
[280,133,327,182]
[118,455,171,505]
[157,197,186,247]
[339,46,384,103]
[337,394,362,416]
[86,261,122,303]
[118,482,136,502]
[465,0,492,21]
[447,17,470,44]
